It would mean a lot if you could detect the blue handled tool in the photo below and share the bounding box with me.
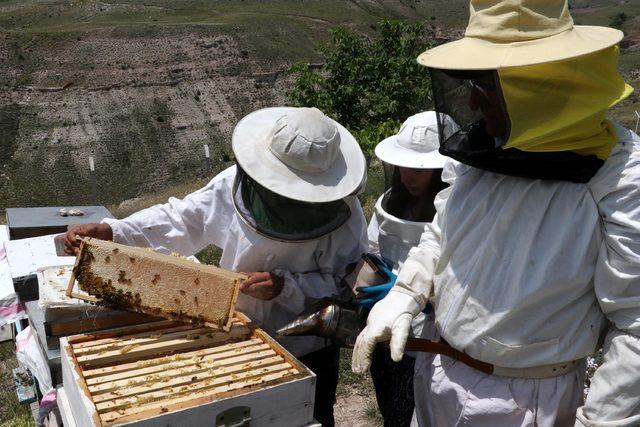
[355,255,397,309]
[356,254,432,314]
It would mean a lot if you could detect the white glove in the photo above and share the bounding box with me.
[352,290,422,373]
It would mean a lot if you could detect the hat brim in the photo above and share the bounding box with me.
[417,26,623,70]
[232,107,366,203]
[375,136,447,169]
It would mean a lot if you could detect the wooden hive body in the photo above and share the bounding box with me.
[60,314,316,426]
[68,238,243,331]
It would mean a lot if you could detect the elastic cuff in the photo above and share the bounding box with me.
[396,287,427,311]
[574,407,589,427]
[100,218,123,244]
[395,256,434,299]
[388,289,424,315]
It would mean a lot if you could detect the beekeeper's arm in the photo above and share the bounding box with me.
[352,160,457,373]
[577,134,640,426]
[268,195,368,314]
[102,166,237,256]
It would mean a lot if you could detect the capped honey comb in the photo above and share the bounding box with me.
[69,238,243,331]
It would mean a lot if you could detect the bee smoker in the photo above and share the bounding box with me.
[276,300,366,348]
[276,254,389,347]
[275,255,490,371]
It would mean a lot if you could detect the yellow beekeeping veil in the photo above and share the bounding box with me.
[419,0,635,176]
[499,46,634,160]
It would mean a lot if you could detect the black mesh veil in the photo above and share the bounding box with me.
[380,162,445,223]
[428,68,603,182]
[232,167,351,242]
[429,68,510,150]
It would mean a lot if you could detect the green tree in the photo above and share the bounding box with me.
[610,12,628,30]
[290,20,434,155]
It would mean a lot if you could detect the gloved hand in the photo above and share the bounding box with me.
[356,258,397,309]
[352,290,421,373]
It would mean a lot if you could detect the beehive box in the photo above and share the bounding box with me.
[61,314,316,426]
[68,238,243,331]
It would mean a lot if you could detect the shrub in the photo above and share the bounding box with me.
[610,12,628,29]
[290,20,435,156]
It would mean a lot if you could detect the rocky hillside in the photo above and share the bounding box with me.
[0,0,638,211]
[0,0,457,209]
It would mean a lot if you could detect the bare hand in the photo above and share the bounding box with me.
[239,272,284,301]
[61,223,113,255]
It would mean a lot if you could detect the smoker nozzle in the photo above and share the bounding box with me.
[276,302,365,348]
[276,304,335,337]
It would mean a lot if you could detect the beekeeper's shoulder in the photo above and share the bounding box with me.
[588,123,640,203]
[187,165,237,197]
[442,158,467,186]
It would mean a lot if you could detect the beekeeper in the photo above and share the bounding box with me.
[352,0,640,425]
[64,107,368,427]
[361,111,447,426]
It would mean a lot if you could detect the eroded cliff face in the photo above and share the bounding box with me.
[1,0,463,210]
[1,0,637,212]
[0,24,292,209]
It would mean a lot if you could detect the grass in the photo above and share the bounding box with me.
[361,160,386,220]
[0,0,448,67]
[337,348,371,396]
[570,0,640,28]
[0,342,35,427]
[106,178,211,219]
[0,0,445,31]
[365,399,385,424]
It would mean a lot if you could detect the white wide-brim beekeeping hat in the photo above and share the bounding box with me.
[417,0,623,70]
[375,111,447,169]
[232,107,366,203]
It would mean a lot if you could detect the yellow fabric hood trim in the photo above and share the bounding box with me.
[499,46,634,160]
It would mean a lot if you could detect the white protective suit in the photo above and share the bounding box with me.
[103,165,368,357]
[400,124,640,426]
[368,194,428,270]
[367,194,431,339]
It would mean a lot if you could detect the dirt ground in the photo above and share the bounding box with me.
[334,348,383,427]
[335,385,382,427]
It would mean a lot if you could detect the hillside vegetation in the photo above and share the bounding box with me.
[0,0,638,212]
[0,0,462,210]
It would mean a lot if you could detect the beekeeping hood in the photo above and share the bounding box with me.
[375,111,448,221]
[375,111,448,170]
[231,107,366,241]
[418,0,634,182]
